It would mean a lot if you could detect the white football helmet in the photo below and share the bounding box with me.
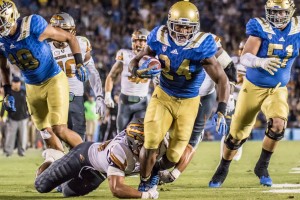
[50,12,76,35]
[0,0,20,37]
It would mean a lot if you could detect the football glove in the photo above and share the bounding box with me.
[136,58,161,79]
[255,57,281,75]
[226,94,235,114]
[212,112,227,136]
[3,95,16,112]
[159,170,176,184]
[104,92,114,108]
[75,64,89,82]
[96,95,105,119]
[141,185,159,199]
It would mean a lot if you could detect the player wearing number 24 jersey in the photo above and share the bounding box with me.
[129,0,230,192]
[209,0,299,188]
[0,0,84,157]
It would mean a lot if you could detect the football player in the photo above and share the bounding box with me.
[209,0,298,187]
[35,118,164,199]
[0,0,85,160]
[48,12,105,140]
[159,34,237,184]
[129,0,230,191]
[219,39,247,162]
[104,28,151,133]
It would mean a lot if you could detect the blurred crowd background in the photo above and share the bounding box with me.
[1,0,300,154]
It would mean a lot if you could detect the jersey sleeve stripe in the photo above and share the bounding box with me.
[17,15,33,41]
[110,151,127,171]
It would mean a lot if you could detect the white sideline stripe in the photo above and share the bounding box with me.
[272,184,300,188]
[291,168,300,170]
[289,171,300,174]
[263,189,300,193]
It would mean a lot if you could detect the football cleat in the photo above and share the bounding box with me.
[259,176,273,187]
[254,164,272,186]
[138,181,152,192]
[208,181,222,188]
[208,165,229,188]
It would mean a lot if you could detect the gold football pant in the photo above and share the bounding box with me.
[230,79,288,140]
[26,71,69,130]
[144,86,200,163]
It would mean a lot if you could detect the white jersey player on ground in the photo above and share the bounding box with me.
[104,28,152,133]
[35,118,166,199]
[159,34,238,184]
[48,12,105,140]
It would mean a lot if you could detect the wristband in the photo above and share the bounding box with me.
[217,102,227,116]
[73,53,83,66]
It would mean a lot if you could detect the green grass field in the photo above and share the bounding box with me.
[1,141,300,200]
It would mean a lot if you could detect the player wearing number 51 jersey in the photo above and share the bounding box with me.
[48,12,105,140]
[129,0,230,191]
[0,0,84,160]
[209,0,299,188]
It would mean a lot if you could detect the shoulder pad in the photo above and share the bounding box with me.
[246,18,274,38]
[17,15,33,41]
[155,25,171,46]
[76,36,92,52]
[288,16,300,35]
[183,32,211,50]
[115,49,128,61]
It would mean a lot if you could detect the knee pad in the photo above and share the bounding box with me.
[224,134,247,150]
[265,119,285,141]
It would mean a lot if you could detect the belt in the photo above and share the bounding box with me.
[120,93,146,103]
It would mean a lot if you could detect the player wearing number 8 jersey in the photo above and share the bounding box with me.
[209,0,299,188]
[129,0,230,191]
[0,0,85,164]
[48,12,105,140]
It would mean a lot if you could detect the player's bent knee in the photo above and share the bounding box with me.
[166,149,181,163]
[224,134,248,150]
[265,118,286,141]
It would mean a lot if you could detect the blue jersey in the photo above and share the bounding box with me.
[246,17,300,88]
[0,14,61,84]
[147,26,217,98]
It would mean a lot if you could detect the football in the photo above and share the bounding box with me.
[138,55,161,70]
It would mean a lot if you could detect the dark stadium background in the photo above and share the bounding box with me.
[11,0,300,141]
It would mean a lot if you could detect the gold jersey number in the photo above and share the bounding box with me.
[8,49,39,70]
[57,59,76,78]
[159,54,192,80]
[267,43,293,68]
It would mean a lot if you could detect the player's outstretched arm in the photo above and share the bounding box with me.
[0,54,9,87]
[108,175,158,199]
[240,36,281,75]
[104,61,123,108]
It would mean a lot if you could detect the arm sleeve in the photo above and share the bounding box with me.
[30,14,48,38]
[85,57,103,98]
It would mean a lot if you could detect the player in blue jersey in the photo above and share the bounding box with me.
[129,0,230,191]
[209,0,298,188]
[0,0,88,167]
